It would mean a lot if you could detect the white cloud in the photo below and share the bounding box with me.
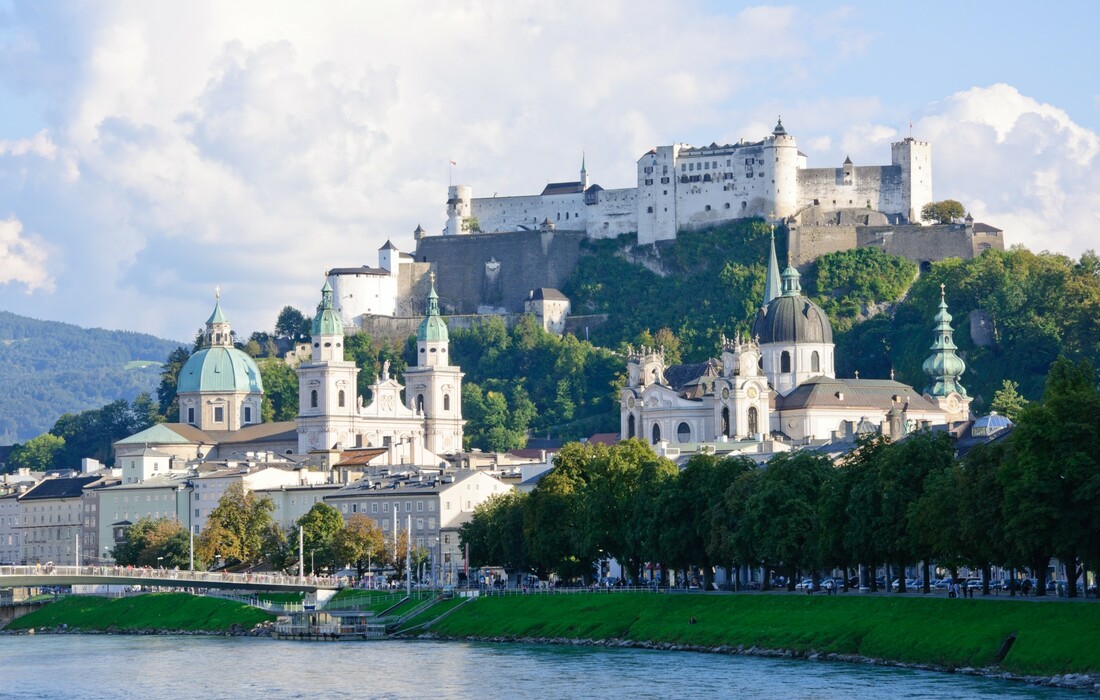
[0,217,53,292]
[0,5,1095,339]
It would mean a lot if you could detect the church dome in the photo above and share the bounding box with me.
[178,347,264,394]
[752,264,833,345]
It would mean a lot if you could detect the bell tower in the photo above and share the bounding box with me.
[297,279,361,453]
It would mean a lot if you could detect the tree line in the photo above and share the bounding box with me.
[114,483,430,578]
[461,357,1100,597]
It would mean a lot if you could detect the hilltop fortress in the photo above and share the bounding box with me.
[440,119,935,245]
[329,121,1003,337]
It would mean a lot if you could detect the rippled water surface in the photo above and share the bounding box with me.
[0,636,1088,699]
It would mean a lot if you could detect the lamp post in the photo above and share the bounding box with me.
[157,556,164,570]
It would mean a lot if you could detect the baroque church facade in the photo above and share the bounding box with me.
[620,233,972,446]
[116,279,464,464]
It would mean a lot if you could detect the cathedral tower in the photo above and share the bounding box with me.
[403,273,465,454]
[297,280,361,453]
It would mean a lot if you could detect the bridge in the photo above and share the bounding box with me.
[0,565,344,593]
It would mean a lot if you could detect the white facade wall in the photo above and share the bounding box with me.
[0,495,19,564]
[18,496,83,566]
[256,484,344,528]
[586,187,638,239]
[761,342,835,397]
[470,192,588,234]
[98,481,192,561]
[192,468,311,534]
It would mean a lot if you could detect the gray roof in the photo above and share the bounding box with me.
[327,265,388,276]
[529,288,568,301]
[777,376,940,412]
[19,475,105,501]
[326,469,481,498]
[752,295,833,345]
[664,360,719,392]
[540,181,584,196]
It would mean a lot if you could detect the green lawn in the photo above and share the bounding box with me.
[5,594,274,633]
[327,589,434,613]
[430,592,1100,676]
[394,597,468,633]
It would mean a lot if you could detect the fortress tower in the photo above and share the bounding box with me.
[768,118,800,219]
[446,185,473,236]
[892,137,932,223]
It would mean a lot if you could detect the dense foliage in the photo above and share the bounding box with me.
[113,516,191,568]
[461,359,1100,597]
[0,311,181,442]
[448,315,624,448]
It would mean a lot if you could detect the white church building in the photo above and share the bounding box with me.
[621,233,971,446]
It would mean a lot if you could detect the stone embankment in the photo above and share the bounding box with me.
[416,632,1100,695]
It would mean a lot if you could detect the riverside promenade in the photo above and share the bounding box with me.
[0,565,344,592]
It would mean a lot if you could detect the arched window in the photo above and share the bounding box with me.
[677,422,691,443]
[651,423,661,444]
[310,389,318,409]
[811,351,820,373]
[628,414,636,439]
[781,351,791,373]
[721,407,730,437]
[417,394,425,413]
[748,406,759,436]
[443,394,451,411]
[338,390,346,408]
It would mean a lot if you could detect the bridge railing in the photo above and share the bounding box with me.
[0,565,346,590]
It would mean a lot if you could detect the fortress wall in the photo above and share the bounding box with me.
[857,224,982,264]
[395,262,434,317]
[329,271,398,327]
[415,229,588,314]
[587,187,639,238]
[797,165,906,217]
[789,226,859,265]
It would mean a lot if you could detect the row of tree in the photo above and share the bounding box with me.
[115,483,429,578]
[461,357,1100,597]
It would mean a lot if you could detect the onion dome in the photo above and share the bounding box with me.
[922,284,967,396]
[752,263,833,345]
[311,280,343,337]
[417,273,449,342]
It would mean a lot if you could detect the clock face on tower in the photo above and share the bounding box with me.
[627,396,636,409]
[747,386,759,399]
[722,388,730,400]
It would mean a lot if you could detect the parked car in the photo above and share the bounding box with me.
[965,578,983,590]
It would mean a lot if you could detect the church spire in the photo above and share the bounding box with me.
[580,152,589,189]
[922,284,967,397]
[763,225,781,306]
[780,251,802,297]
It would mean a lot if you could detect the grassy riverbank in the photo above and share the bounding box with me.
[4,594,274,633]
[430,592,1100,676]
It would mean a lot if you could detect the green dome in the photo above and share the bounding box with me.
[312,280,343,337]
[178,347,264,394]
[417,277,449,342]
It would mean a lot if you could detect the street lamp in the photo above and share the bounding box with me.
[157,556,164,570]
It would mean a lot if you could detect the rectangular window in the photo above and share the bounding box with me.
[428,501,435,512]
[383,502,389,512]
[244,406,252,423]
[213,406,224,423]
[371,503,378,513]
[405,501,412,512]
[416,518,424,530]
[187,407,195,424]
[417,501,424,512]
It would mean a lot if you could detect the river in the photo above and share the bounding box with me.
[0,636,1088,699]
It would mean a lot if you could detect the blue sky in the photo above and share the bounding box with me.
[0,1,1097,341]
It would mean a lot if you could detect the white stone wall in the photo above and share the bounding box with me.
[586,187,638,239]
[761,342,835,396]
[19,496,83,565]
[471,191,588,234]
[329,270,398,323]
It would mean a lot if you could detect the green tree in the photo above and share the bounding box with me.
[524,442,598,581]
[157,346,191,420]
[333,514,386,576]
[275,306,310,340]
[112,517,189,568]
[920,199,966,224]
[8,433,66,471]
[259,358,299,422]
[196,482,275,568]
[460,491,531,575]
[990,379,1028,421]
[297,503,346,574]
[745,451,833,590]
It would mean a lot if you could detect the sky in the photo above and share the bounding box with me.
[0,1,1097,342]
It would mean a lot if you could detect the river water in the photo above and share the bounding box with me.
[0,636,1088,699]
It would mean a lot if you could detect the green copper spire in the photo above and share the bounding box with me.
[922,284,967,397]
[763,226,782,306]
[207,286,228,325]
[417,272,449,343]
[311,279,343,337]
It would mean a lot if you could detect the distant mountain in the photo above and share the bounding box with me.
[0,311,185,443]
